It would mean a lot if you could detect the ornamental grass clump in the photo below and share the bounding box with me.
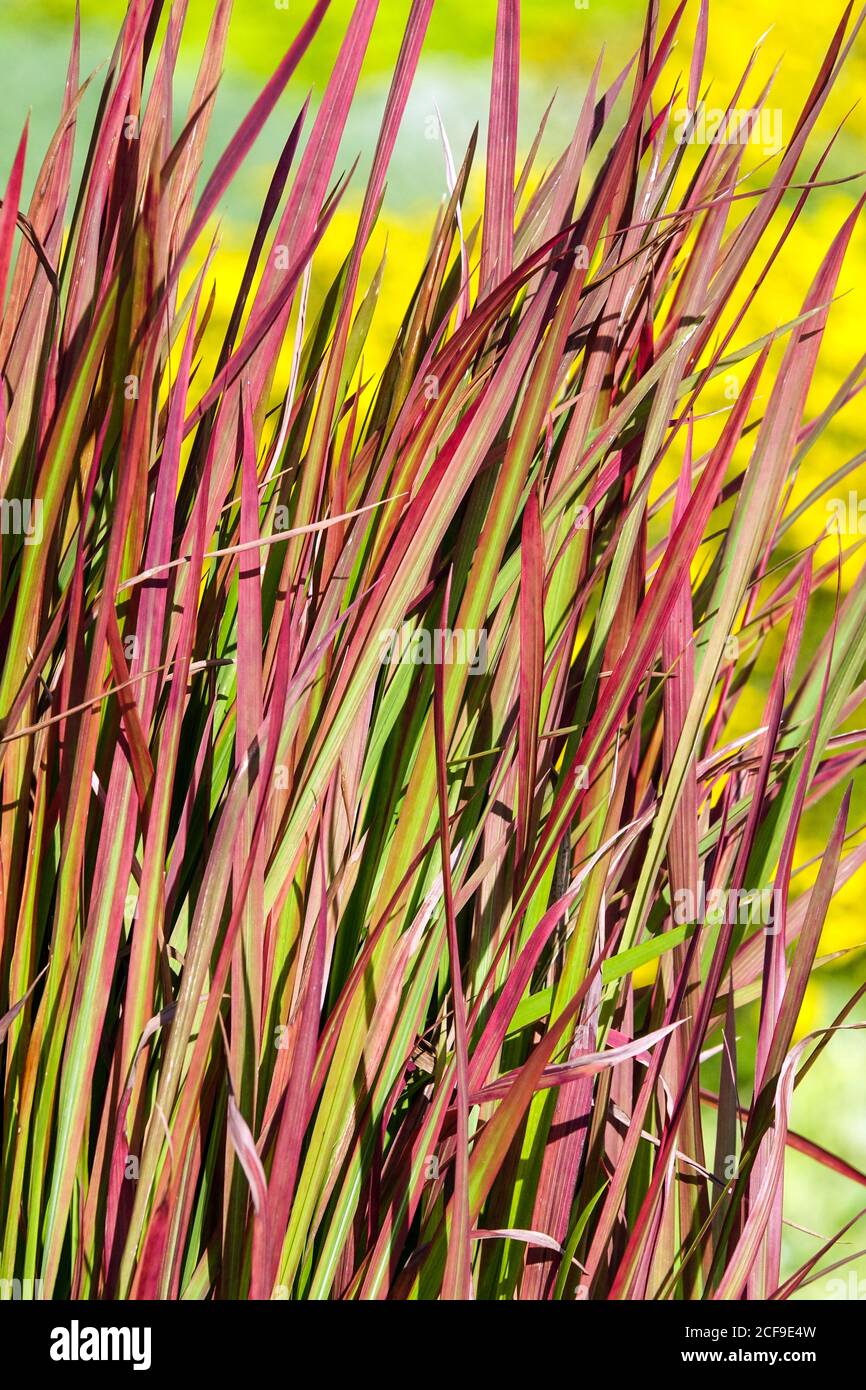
[0,0,864,1300]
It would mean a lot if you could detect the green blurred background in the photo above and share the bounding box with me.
[0,0,863,1298]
